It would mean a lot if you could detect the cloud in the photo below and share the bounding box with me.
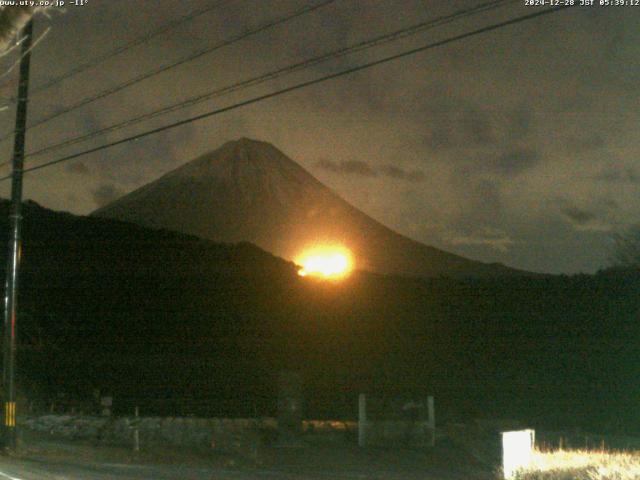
[66,161,90,175]
[423,122,454,151]
[378,165,425,182]
[92,184,124,208]
[493,148,542,176]
[562,206,596,225]
[560,203,612,232]
[448,227,515,253]
[593,167,638,183]
[507,104,534,142]
[317,159,425,182]
[317,159,376,177]
[420,100,495,152]
[564,133,606,152]
[449,176,504,229]
[459,106,494,146]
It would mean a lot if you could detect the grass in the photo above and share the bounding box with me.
[512,448,640,480]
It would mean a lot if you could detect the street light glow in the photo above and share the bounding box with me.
[296,245,353,279]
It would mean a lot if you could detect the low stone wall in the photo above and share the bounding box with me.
[19,415,356,450]
[20,415,277,451]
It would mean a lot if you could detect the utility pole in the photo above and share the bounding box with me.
[2,18,33,451]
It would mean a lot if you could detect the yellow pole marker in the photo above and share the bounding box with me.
[4,402,16,427]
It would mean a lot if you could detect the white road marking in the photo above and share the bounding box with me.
[0,469,24,480]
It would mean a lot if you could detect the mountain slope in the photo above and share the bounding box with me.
[93,138,527,278]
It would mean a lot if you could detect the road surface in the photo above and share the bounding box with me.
[0,451,490,480]
[0,435,494,479]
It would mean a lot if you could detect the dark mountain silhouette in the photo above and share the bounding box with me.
[1,200,638,432]
[93,138,529,278]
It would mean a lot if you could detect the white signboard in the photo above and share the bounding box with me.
[502,429,535,479]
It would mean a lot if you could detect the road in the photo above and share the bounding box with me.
[0,453,487,480]
[0,458,331,480]
[0,434,493,480]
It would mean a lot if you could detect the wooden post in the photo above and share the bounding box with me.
[358,394,366,447]
[133,406,140,452]
[427,396,435,447]
[277,371,302,442]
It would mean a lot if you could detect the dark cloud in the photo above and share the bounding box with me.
[561,206,596,226]
[455,149,542,178]
[474,179,502,213]
[508,104,534,142]
[557,197,615,233]
[66,161,90,175]
[378,165,425,182]
[450,178,504,234]
[423,122,454,151]
[460,106,494,146]
[594,167,638,183]
[318,159,425,182]
[556,93,593,114]
[493,148,541,176]
[317,159,377,177]
[92,184,125,208]
[600,197,619,211]
[421,100,541,154]
[421,100,495,151]
[565,133,606,152]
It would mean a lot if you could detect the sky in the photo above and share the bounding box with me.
[0,0,637,275]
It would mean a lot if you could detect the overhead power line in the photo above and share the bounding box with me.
[31,0,232,95]
[0,5,571,183]
[0,0,336,146]
[22,0,515,160]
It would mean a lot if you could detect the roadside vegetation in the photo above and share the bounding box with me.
[512,448,640,480]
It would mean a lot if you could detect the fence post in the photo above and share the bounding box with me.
[427,396,435,447]
[277,371,302,443]
[358,394,366,447]
[133,406,140,452]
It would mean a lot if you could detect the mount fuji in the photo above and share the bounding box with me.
[93,138,526,278]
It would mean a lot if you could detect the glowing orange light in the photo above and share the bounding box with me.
[296,246,353,280]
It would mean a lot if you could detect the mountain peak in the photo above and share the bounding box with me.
[93,139,528,278]
[235,136,263,146]
[223,137,285,158]
[181,137,307,176]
